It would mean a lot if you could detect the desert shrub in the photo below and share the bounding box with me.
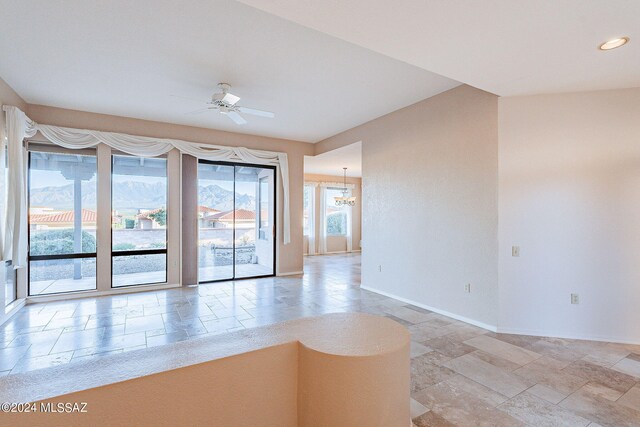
[30,229,96,255]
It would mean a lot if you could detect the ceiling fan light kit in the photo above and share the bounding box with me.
[181,82,275,125]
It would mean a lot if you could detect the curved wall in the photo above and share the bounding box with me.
[0,313,410,427]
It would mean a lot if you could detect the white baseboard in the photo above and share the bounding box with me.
[496,326,640,346]
[359,286,639,344]
[277,270,304,277]
[360,285,498,332]
[305,250,362,256]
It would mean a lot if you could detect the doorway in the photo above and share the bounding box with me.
[197,161,276,283]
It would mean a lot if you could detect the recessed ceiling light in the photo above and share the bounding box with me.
[599,37,630,50]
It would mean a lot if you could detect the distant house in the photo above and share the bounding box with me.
[135,208,165,229]
[29,208,121,230]
[198,205,220,218]
[200,209,255,229]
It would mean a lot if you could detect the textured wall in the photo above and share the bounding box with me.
[498,88,640,342]
[319,85,500,328]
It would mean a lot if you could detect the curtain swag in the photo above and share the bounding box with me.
[2,105,291,267]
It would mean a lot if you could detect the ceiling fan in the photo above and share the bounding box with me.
[179,83,275,125]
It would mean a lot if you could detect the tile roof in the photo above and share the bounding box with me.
[30,209,119,224]
[136,208,164,220]
[198,205,220,214]
[203,209,255,221]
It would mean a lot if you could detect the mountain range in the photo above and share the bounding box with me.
[30,181,255,213]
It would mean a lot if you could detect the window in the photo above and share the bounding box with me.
[28,150,98,295]
[111,155,167,287]
[258,176,269,240]
[325,188,348,236]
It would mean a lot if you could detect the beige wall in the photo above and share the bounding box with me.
[319,85,500,329]
[0,77,27,111]
[303,173,362,254]
[498,88,640,343]
[25,104,314,277]
[181,155,199,285]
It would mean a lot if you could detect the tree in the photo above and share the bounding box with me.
[327,212,346,235]
[148,208,166,226]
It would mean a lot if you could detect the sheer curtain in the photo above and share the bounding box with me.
[0,123,5,260]
[317,186,328,254]
[345,189,353,253]
[3,107,36,266]
[305,183,317,255]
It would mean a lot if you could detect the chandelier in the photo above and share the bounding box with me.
[334,167,356,206]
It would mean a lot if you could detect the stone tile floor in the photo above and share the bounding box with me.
[2,253,640,426]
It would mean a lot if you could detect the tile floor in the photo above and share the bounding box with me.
[2,253,640,426]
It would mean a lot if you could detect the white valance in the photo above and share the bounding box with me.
[2,105,291,268]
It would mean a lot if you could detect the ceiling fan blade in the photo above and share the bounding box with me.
[237,106,275,118]
[226,111,247,125]
[222,92,241,105]
[184,107,212,115]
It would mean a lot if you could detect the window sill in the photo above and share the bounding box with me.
[26,282,180,303]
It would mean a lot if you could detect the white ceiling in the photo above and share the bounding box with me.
[237,0,640,96]
[305,141,362,177]
[0,0,459,143]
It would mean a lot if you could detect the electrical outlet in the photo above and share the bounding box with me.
[465,283,471,293]
[571,293,579,304]
[512,246,520,257]
[378,265,382,272]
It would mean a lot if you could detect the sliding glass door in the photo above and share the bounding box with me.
[197,163,235,282]
[197,161,275,283]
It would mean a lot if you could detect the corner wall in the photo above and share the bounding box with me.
[498,88,640,343]
[320,85,500,329]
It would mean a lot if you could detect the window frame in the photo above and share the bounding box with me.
[110,153,168,288]
[258,175,270,241]
[196,159,277,284]
[26,146,99,296]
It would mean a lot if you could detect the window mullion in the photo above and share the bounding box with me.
[96,143,112,292]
